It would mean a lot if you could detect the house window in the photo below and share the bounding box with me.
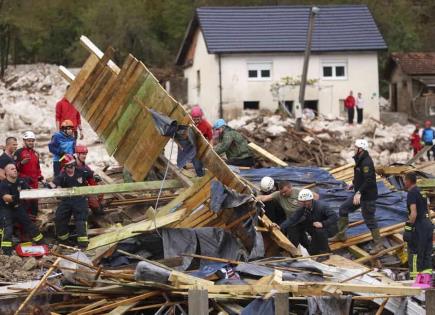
[196,70,201,95]
[244,101,260,110]
[322,62,347,80]
[247,62,272,80]
[279,101,293,113]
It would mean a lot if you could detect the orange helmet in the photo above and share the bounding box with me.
[61,120,74,128]
[75,145,88,154]
[60,154,76,168]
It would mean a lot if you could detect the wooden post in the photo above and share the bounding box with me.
[274,293,289,315]
[426,289,435,315]
[188,288,208,315]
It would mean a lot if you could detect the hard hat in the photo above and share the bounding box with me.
[191,106,203,118]
[61,120,74,128]
[298,189,314,201]
[22,131,36,140]
[355,139,369,151]
[75,145,88,154]
[60,154,76,168]
[213,119,226,129]
[260,176,275,192]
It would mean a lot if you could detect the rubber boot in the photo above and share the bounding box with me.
[329,217,348,242]
[369,228,385,255]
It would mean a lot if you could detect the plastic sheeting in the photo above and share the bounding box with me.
[318,182,408,235]
[240,167,343,188]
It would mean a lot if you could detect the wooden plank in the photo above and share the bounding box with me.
[348,245,370,259]
[107,302,139,315]
[87,209,187,250]
[406,145,433,165]
[80,35,120,74]
[69,299,108,315]
[355,244,404,264]
[274,293,289,315]
[188,289,209,315]
[426,289,435,315]
[80,291,160,315]
[58,66,75,83]
[169,270,214,287]
[258,215,299,257]
[20,180,182,199]
[248,142,288,167]
[179,282,421,296]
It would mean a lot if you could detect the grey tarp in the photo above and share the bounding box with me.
[241,298,275,315]
[307,296,352,315]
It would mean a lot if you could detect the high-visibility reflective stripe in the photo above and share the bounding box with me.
[77,236,88,242]
[1,241,12,247]
[32,233,43,242]
[411,254,418,279]
[404,226,412,231]
[58,233,69,240]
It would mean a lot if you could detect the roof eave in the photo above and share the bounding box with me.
[175,15,199,66]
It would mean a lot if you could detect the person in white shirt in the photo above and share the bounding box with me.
[356,92,364,124]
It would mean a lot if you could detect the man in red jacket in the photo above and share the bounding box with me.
[344,91,356,125]
[55,90,84,140]
[14,131,44,216]
[191,106,213,141]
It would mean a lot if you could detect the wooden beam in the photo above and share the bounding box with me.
[80,35,120,74]
[188,289,208,315]
[59,66,75,83]
[274,293,289,315]
[20,180,182,199]
[348,245,370,259]
[258,215,300,256]
[248,142,288,167]
[355,244,404,264]
[87,208,187,250]
[407,145,433,165]
[426,289,435,315]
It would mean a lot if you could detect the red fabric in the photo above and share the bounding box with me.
[15,148,42,189]
[196,119,213,141]
[344,95,356,109]
[55,97,81,130]
[410,132,423,156]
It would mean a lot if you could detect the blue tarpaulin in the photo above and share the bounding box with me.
[240,167,343,188]
[241,167,408,236]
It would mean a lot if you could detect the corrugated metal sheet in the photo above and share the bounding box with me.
[196,5,387,53]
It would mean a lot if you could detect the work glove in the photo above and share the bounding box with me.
[403,222,414,243]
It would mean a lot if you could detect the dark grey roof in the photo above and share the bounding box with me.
[176,5,386,64]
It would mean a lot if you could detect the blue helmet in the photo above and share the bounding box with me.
[213,119,226,129]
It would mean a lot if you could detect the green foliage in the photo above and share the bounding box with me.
[0,0,434,69]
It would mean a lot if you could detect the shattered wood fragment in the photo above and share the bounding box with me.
[248,142,288,167]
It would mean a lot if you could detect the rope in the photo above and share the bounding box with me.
[152,136,176,237]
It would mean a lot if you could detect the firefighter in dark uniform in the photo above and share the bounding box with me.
[0,164,44,255]
[403,172,433,286]
[330,139,385,254]
[50,154,92,248]
[279,189,338,255]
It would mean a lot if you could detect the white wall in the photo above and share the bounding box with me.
[184,31,220,122]
[184,30,381,122]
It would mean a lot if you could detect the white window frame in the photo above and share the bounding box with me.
[321,61,348,80]
[247,62,272,81]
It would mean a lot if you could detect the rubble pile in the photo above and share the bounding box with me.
[228,110,415,167]
[0,64,114,177]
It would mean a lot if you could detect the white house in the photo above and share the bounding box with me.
[176,5,387,122]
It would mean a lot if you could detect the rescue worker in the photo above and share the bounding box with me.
[279,189,338,255]
[330,139,385,254]
[75,145,104,215]
[0,164,44,255]
[403,172,433,287]
[55,89,84,139]
[191,106,213,141]
[0,137,18,180]
[49,120,76,176]
[213,119,254,167]
[421,120,435,161]
[14,131,44,216]
[257,179,294,225]
[50,154,92,248]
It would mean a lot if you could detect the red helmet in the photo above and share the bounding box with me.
[60,154,76,168]
[75,145,88,154]
[191,106,203,118]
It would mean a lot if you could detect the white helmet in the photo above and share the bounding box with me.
[298,189,314,201]
[260,176,275,192]
[355,139,369,151]
[23,131,36,140]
